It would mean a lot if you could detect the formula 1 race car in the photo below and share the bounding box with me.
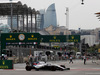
[25,61,70,71]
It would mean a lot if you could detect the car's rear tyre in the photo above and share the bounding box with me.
[25,66,32,71]
[60,69,64,71]
[51,66,56,71]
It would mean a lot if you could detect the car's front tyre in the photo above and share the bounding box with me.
[66,68,70,70]
[60,65,66,68]
[35,68,39,71]
[25,66,32,71]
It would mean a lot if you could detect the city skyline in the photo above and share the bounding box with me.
[1,0,100,30]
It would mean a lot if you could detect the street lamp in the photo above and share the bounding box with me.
[79,28,82,55]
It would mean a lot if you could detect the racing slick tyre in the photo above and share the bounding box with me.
[60,65,66,68]
[60,68,64,71]
[25,66,32,71]
[66,68,70,70]
[35,68,39,71]
[51,66,56,71]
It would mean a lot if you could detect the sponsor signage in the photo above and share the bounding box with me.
[41,35,80,42]
[0,33,80,55]
[67,35,80,42]
[0,33,40,55]
[1,33,40,42]
[41,35,66,42]
[0,60,13,69]
[6,42,38,45]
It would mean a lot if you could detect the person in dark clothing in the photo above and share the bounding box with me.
[29,54,33,66]
[69,55,73,64]
[83,55,86,65]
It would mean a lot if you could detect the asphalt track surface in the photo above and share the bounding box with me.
[1,60,100,75]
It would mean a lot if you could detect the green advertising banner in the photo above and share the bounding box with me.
[0,60,13,69]
[41,35,80,42]
[0,33,80,55]
[67,35,80,42]
[0,33,40,55]
[41,35,66,42]
[1,33,40,42]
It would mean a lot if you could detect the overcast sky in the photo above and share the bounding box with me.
[1,0,100,30]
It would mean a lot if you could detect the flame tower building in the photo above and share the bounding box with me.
[44,3,57,28]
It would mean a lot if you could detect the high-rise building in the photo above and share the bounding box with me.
[44,3,57,28]
[39,9,45,30]
[7,16,17,30]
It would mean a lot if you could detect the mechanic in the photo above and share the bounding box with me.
[29,54,33,66]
